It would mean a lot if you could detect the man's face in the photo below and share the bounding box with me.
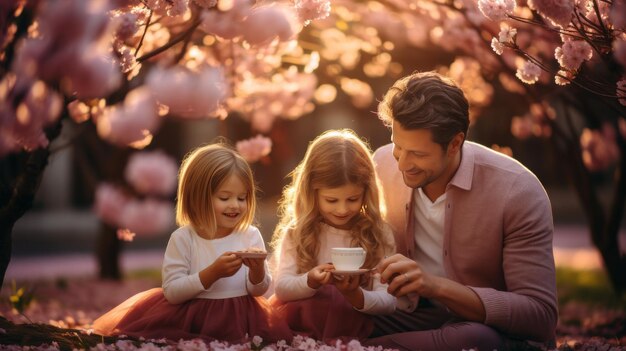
[391,120,452,190]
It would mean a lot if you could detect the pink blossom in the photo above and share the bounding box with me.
[555,70,574,85]
[178,338,209,351]
[116,228,136,242]
[516,60,542,84]
[491,38,504,55]
[67,100,91,123]
[117,45,137,73]
[511,116,536,139]
[295,0,331,26]
[125,150,178,196]
[16,0,122,99]
[617,79,626,107]
[477,0,515,21]
[64,51,122,99]
[120,199,174,236]
[94,183,130,227]
[580,123,620,171]
[112,12,140,41]
[97,87,160,147]
[498,24,517,43]
[555,41,593,71]
[168,0,189,17]
[194,0,217,8]
[240,5,300,46]
[199,0,252,39]
[236,135,273,163]
[0,78,63,156]
[613,38,626,68]
[528,0,575,27]
[147,66,228,118]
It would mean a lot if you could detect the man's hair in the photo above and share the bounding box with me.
[378,71,470,148]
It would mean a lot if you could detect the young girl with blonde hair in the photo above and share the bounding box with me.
[270,129,396,342]
[93,143,290,343]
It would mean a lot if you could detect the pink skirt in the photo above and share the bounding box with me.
[93,288,292,343]
[271,285,373,343]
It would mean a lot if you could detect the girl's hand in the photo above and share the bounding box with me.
[307,263,333,289]
[332,273,365,309]
[332,273,362,294]
[242,257,265,285]
[210,252,243,279]
[198,252,242,289]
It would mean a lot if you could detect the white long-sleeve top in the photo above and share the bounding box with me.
[162,225,271,304]
[274,223,396,315]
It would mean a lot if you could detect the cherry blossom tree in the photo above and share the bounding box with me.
[0,0,329,287]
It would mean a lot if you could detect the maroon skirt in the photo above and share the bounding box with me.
[93,288,292,343]
[270,285,373,343]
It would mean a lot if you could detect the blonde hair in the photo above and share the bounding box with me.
[271,129,392,273]
[176,143,256,239]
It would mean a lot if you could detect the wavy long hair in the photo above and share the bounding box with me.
[176,143,256,239]
[271,129,392,273]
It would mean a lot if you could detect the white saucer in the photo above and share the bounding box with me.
[330,268,371,275]
[234,252,268,259]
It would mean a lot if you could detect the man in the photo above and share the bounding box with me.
[367,72,558,351]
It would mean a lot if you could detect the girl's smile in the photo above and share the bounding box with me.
[213,174,248,237]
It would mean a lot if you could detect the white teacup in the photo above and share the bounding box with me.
[331,247,366,271]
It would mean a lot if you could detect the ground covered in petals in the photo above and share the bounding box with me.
[0,273,624,351]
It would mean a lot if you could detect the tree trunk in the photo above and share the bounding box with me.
[96,223,122,280]
[0,121,63,289]
[553,121,626,293]
[0,223,14,288]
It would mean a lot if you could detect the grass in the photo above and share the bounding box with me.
[556,267,626,309]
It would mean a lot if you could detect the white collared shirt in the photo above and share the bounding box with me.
[412,188,447,278]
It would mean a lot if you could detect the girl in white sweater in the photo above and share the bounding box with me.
[270,129,396,342]
[93,143,290,343]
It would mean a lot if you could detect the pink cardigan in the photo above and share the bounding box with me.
[373,141,558,343]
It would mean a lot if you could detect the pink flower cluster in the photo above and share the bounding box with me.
[96,87,161,148]
[199,1,299,46]
[235,135,273,163]
[94,150,177,237]
[580,123,621,172]
[125,151,178,196]
[146,66,228,119]
[14,0,121,99]
[0,79,62,156]
[490,24,517,55]
[555,41,593,71]
[527,0,575,27]
[0,0,121,156]
[95,185,174,237]
[228,67,317,132]
[295,0,332,26]
[516,60,542,84]
[477,0,515,21]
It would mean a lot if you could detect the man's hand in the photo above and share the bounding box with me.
[377,253,437,298]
